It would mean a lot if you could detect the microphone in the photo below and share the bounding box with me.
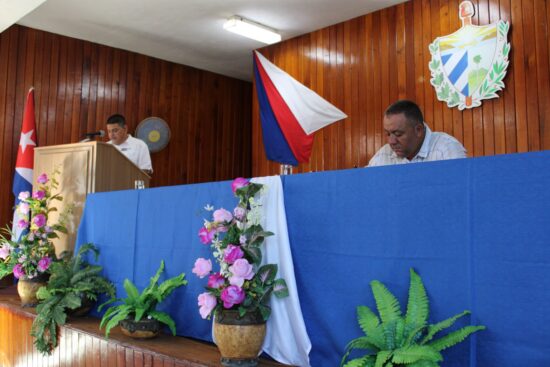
[85,130,105,138]
[79,130,105,143]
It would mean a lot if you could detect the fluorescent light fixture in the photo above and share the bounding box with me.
[223,16,281,45]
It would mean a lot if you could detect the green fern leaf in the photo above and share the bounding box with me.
[123,279,140,301]
[358,305,380,336]
[405,269,429,334]
[391,345,442,364]
[149,310,176,335]
[370,281,402,324]
[343,355,376,367]
[421,310,470,344]
[374,350,391,367]
[103,310,131,338]
[429,325,485,352]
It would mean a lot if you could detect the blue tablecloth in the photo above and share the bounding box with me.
[76,151,550,367]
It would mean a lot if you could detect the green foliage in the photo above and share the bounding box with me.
[340,269,485,367]
[31,243,115,355]
[99,260,187,338]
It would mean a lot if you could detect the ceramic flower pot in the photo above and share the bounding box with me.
[120,318,161,339]
[17,274,49,307]
[213,309,267,367]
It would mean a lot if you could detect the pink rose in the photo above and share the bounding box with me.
[17,219,29,229]
[37,256,52,272]
[220,285,245,308]
[213,208,233,223]
[233,207,246,221]
[223,245,244,264]
[198,227,215,244]
[33,214,47,228]
[37,173,49,184]
[231,177,249,193]
[198,292,217,319]
[228,258,254,287]
[207,273,225,289]
[13,264,25,279]
[0,244,11,260]
[18,202,30,214]
[32,190,45,200]
[192,258,212,278]
[18,191,30,201]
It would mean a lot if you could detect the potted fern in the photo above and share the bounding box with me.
[31,243,115,355]
[99,260,187,339]
[340,268,485,367]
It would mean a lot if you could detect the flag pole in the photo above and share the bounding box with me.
[279,164,293,175]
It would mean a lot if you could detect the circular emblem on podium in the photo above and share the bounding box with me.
[135,117,171,153]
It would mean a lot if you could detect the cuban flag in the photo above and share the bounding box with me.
[253,51,347,165]
[12,88,37,240]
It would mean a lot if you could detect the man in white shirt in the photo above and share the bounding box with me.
[106,114,153,174]
[368,100,466,167]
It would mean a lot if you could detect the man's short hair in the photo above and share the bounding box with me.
[106,114,126,127]
[384,100,424,126]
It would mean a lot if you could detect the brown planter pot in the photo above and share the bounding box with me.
[120,318,161,339]
[213,309,267,367]
[17,274,49,307]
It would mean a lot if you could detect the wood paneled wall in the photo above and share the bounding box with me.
[0,25,252,229]
[251,0,550,176]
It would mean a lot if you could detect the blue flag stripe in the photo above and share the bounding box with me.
[253,59,298,166]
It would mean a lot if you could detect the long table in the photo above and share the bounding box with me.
[76,151,550,367]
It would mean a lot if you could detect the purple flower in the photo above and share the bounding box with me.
[37,256,52,272]
[13,264,25,279]
[220,285,245,308]
[239,235,247,245]
[231,177,250,193]
[213,208,232,223]
[37,173,49,184]
[33,214,47,228]
[0,244,11,260]
[18,191,30,201]
[17,219,29,229]
[32,190,45,200]
[228,258,254,287]
[233,207,246,221]
[207,273,225,289]
[223,245,244,264]
[192,258,212,278]
[198,292,217,319]
[198,227,215,245]
[18,202,30,214]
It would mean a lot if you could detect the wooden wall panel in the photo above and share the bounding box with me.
[0,25,252,230]
[251,0,550,176]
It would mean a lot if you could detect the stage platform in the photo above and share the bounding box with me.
[0,286,288,367]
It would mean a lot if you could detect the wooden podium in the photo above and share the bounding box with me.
[33,142,150,255]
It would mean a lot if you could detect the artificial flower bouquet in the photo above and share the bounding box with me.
[193,177,288,321]
[0,171,67,280]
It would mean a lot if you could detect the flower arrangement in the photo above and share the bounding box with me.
[193,177,288,321]
[0,171,67,280]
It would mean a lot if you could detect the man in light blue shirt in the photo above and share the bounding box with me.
[368,100,467,167]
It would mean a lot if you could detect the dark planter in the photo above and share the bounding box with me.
[120,317,161,339]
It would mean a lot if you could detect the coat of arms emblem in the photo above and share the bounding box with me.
[429,1,510,110]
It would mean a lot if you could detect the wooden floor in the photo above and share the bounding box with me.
[0,286,289,367]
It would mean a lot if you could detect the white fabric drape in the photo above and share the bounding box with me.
[252,176,311,367]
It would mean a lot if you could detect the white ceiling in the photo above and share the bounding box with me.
[17,0,407,81]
